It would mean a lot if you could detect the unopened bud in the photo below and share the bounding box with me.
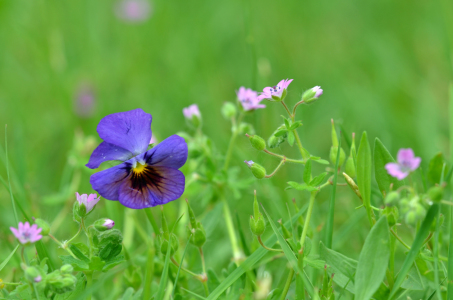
[60,264,74,274]
[344,155,356,178]
[384,191,400,206]
[94,218,115,231]
[247,134,266,151]
[25,267,41,283]
[188,227,207,247]
[221,102,237,119]
[34,218,50,236]
[381,206,399,227]
[330,146,346,167]
[244,161,266,179]
[160,233,179,256]
[302,86,323,104]
[249,191,266,236]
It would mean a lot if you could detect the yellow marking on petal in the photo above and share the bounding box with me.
[133,162,147,174]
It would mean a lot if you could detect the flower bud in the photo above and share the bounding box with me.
[94,218,115,231]
[249,191,266,236]
[381,206,399,227]
[428,186,444,203]
[186,199,207,247]
[60,264,74,274]
[344,156,356,178]
[430,214,445,231]
[34,218,50,236]
[246,134,266,151]
[25,267,42,283]
[302,86,323,104]
[278,220,292,239]
[221,102,237,119]
[384,191,400,206]
[238,122,255,135]
[405,202,426,226]
[244,161,266,179]
[183,104,201,128]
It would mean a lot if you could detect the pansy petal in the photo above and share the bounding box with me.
[97,108,152,155]
[86,141,134,169]
[141,135,188,169]
[118,166,185,209]
[90,163,131,200]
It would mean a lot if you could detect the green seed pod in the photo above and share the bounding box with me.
[384,191,400,206]
[34,218,50,236]
[428,186,444,203]
[249,190,266,236]
[330,146,346,167]
[399,198,410,214]
[188,226,207,248]
[160,233,179,256]
[60,264,74,274]
[244,161,266,179]
[221,102,237,119]
[344,155,356,178]
[247,134,266,151]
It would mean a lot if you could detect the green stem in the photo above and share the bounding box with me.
[325,135,341,248]
[265,160,285,178]
[143,247,155,300]
[199,247,209,296]
[299,191,317,248]
[222,197,242,263]
[279,268,295,300]
[263,149,305,164]
[292,100,305,116]
[144,208,159,236]
[223,113,243,171]
[387,232,396,290]
[66,223,83,244]
[85,272,93,300]
[81,220,94,259]
[448,203,453,297]
[257,236,282,252]
[281,101,309,161]
[170,257,205,281]
[433,209,442,300]
[48,234,77,259]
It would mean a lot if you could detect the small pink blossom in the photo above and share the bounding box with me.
[385,148,421,180]
[76,192,100,213]
[237,87,265,111]
[10,222,42,244]
[244,160,254,168]
[183,104,201,119]
[115,0,151,22]
[257,79,293,102]
[34,276,42,283]
[312,86,323,98]
[103,219,115,229]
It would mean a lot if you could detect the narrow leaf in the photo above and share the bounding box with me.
[389,204,439,299]
[319,242,357,280]
[309,172,327,187]
[357,132,374,226]
[374,138,404,194]
[303,160,312,184]
[0,244,19,272]
[354,216,390,300]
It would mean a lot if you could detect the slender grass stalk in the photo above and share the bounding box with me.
[447,83,453,299]
[222,197,242,263]
[433,208,442,300]
[142,247,155,300]
[325,131,341,248]
[299,191,317,248]
[279,269,295,300]
[144,208,159,235]
[5,125,18,224]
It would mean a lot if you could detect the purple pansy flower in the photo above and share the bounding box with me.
[183,104,201,120]
[257,79,293,102]
[385,148,421,180]
[10,222,43,244]
[237,87,265,111]
[115,0,151,22]
[86,109,188,209]
[76,193,100,213]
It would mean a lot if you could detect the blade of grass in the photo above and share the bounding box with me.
[448,83,453,299]
[357,131,374,227]
[325,131,341,248]
[180,287,207,300]
[261,205,315,298]
[206,204,308,300]
[144,208,160,236]
[156,214,185,300]
[172,236,192,297]
[389,204,439,299]
[5,125,18,224]
[0,244,20,272]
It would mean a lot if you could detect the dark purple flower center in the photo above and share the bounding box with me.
[270,86,281,93]
[127,162,167,194]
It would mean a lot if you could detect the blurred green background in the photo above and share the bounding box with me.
[1,0,453,297]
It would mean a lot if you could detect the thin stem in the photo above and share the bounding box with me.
[85,272,92,300]
[170,257,205,282]
[48,234,78,259]
[263,149,305,164]
[2,282,21,286]
[21,246,25,263]
[279,268,295,300]
[281,101,292,117]
[222,196,242,263]
[81,219,94,259]
[299,191,317,248]
[292,100,305,116]
[66,223,83,244]
[390,229,410,250]
[199,247,209,296]
[265,160,285,178]
[281,101,309,161]
[223,113,244,171]
[257,236,282,252]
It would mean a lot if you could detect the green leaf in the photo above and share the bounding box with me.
[357,131,374,226]
[0,244,19,272]
[99,243,123,261]
[274,129,288,137]
[69,244,90,263]
[172,238,191,297]
[427,153,448,185]
[102,255,125,272]
[309,172,327,187]
[303,160,312,183]
[374,138,404,194]
[206,205,308,300]
[319,242,357,280]
[310,156,330,165]
[181,288,207,300]
[290,121,302,130]
[59,255,89,271]
[261,205,315,298]
[283,116,290,129]
[354,216,390,300]
[286,182,318,192]
[287,131,295,146]
[389,204,439,299]
[89,256,106,271]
